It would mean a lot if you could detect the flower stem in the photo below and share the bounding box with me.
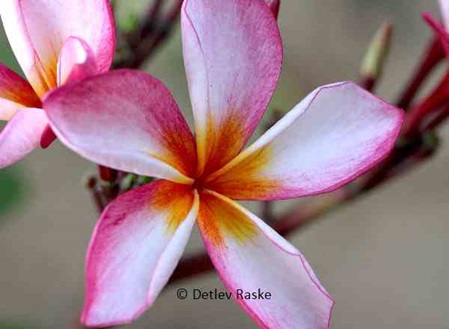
[424,103,449,131]
[98,165,118,183]
[85,176,105,214]
[402,70,449,138]
[39,125,57,149]
[359,22,393,92]
[396,37,445,110]
[113,0,183,69]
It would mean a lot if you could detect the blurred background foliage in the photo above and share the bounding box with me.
[0,28,26,219]
[0,323,38,329]
[0,167,26,217]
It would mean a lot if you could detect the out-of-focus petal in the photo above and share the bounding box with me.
[0,64,41,120]
[207,82,403,200]
[45,70,197,184]
[0,108,47,168]
[197,190,334,329]
[0,0,115,96]
[265,0,280,18]
[439,0,449,29]
[82,180,199,327]
[181,0,282,175]
[57,37,98,86]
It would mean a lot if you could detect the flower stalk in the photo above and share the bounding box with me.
[360,22,393,91]
[396,36,445,109]
[403,70,449,138]
[113,0,183,69]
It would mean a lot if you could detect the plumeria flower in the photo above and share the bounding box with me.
[44,0,403,327]
[0,0,115,168]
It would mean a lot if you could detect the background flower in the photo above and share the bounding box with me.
[0,0,115,168]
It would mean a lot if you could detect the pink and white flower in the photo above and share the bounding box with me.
[0,0,115,168]
[44,0,403,327]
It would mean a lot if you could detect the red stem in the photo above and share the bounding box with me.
[360,76,376,92]
[403,70,449,138]
[86,177,104,214]
[98,165,118,183]
[147,0,164,23]
[143,0,183,60]
[425,103,449,131]
[114,0,183,69]
[40,125,57,149]
[169,253,215,284]
[360,69,449,192]
[396,37,445,110]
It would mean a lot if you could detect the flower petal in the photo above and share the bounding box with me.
[57,37,98,86]
[197,190,333,329]
[82,180,199,327]
[44,70,197,184]
[439,0,449,29]
[207,82,404,200]
[0,108,48,168]
[181,0,282,175]
[265,0,280,18]
[0,64,41,121]
[0,0,115,96]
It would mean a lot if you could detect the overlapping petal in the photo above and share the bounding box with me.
[44,70,197,184]
[0,108,48,168]
[197,190,333,329]
[181,0,282,175]
[207,82,403,200]
[439,0,449,29]
[57,37,98,86]
[0,64,41,121]
[0,0,115,96]
[82,180,199,327]
[265,0,281,18]
[38,37,99,150]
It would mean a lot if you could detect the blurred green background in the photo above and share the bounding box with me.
[0,1,448,328]
[0,167,25,218]
[0,25,25,222]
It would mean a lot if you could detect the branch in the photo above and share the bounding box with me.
[396,37,445,109]
[113,0,183,69]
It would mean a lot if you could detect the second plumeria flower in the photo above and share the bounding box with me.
[0,0,115,168]
[45,0,403,328]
